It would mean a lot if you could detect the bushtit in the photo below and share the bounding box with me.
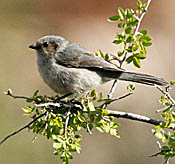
[29,35,168,97]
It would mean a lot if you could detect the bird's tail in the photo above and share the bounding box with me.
[117,71,168,86]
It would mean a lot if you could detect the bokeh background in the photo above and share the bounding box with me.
[0,0,174,163]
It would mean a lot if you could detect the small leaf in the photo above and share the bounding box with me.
[134,53,146,59]
[125,26,132,34]
[125,8,132,18]
[126,36,133,43]
[142,41,152,47]
[90,89,97,97]
[127,84,135,92]
[33,90,39,97]
[118,7,125,20]
[117,51,124,57]
[108,15,121,22]
[102,110,109,115]
[98,49,104,58]
[113,39,122,45]
[140,35,152,41]
[170,80,175,86]
[136,0,143,9]
[105,53,110,61]
[96,127,104,133]
[132,44,139,51]
[118,23,125,28]
[126,56,133,64]
[133,57,141,68]
[53,142,63,149]
[140,29,147,35]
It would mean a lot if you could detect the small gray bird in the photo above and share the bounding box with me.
[29,35,168,97]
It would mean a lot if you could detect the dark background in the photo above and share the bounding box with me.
[0,0,174,163]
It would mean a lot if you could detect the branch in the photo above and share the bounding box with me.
[100,92,133,108]
[108,80,118,99]
[3,89,30,100]
[0,111,47,147]
[108,0,152,98]
[107,109,165,126]
[134,0,152,34]
[156,85,175,106]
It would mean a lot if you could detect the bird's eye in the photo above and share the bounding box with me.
[43,42,48,47]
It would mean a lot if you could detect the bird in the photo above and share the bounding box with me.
[29,35,168,97]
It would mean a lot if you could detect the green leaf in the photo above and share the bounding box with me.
[33,90,39,97]
[142,41,152,47]
[108,15,121,22]
[125,8,132,18]
[125,26,132,34]
[140,29,147,35]
[113,39,122,45]
[102,110,109,115]
[96,127,104,133]
[170,80,175,86]
[105,53,110,61]
[118,7,125,20]
[126,56,133,64]
[126,36,133,43]
[90,89,97,97]
[132,44,139,51]
[53,142,63,149]
[133,57,141,68]
[118,23,125,28]
[127,84,135,92]
[134,53,146,59]
[140,35,152,41]
[136,0,143,9]
[117,51,124,57]
[98,49,104,58]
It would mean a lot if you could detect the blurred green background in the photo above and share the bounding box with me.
[0,0,174,163]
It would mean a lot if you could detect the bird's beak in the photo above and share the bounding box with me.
[29,44,40,50]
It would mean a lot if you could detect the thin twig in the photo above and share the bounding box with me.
[32,111,49,142]
[149,141,162,157]
[100,92,133,108]
[156,85,175,106]
[108,80,118,99]
[0,112,47,147]
[134,0,152,34]
[3,89,30,100]
[64,108,71,133]
[86,123,92,135]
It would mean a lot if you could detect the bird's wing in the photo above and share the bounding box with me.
[54,42,122,71]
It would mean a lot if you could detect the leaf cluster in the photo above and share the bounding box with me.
[108,0,152,68]
[153,83,175,162]
[22,90,119,164]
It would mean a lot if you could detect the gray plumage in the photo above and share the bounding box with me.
[29,35,168,97]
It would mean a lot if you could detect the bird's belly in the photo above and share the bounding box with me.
[38,61,104,96]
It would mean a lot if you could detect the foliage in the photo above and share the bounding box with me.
[22,90,120,164]
[108,0,152,68]
[152,82,175,162]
